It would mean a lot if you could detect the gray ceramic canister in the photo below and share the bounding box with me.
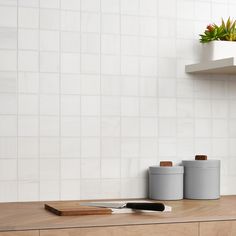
[149,165,184,200]
[182,160,220,200]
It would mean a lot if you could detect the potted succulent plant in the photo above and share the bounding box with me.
[199,18,236,61]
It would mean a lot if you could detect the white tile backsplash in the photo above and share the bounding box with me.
[0,0,236,202]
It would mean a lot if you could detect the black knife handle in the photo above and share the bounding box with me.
[125,203,165,212]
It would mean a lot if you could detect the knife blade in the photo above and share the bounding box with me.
[80,202,170,212]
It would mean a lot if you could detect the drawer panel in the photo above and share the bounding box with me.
[41,223,198,236]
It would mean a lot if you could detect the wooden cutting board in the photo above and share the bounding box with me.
[45,202,112,216]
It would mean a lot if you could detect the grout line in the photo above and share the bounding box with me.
[38,0,41,201]
[58,0,62,200]
[16,0,19,201]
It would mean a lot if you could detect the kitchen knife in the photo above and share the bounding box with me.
[80,202,170,212]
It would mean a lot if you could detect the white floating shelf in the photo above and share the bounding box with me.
[185,57,236,74]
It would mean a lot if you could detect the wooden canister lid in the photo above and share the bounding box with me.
[195,155,207,160]
[160,161,173,167]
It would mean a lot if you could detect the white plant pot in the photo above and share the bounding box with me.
[201,41,236,61]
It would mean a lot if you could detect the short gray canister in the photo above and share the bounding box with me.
[182,159,220,199]
[149,165,184,200]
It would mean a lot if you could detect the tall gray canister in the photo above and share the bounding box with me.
[182,156,220,200]
[149,162,184,200]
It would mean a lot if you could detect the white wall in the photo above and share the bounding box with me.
[0,0,236,202]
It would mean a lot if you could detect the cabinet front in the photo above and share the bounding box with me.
[41,223,198,236]
[200,221,236,236]
[0,231,39,236]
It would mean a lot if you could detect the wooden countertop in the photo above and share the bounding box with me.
[1,196,236,232]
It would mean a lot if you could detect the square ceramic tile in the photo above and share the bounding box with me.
[40,159,60,179]
[40,73,59,94]
[0,28,17,49]
[0,116,17,137]
[61,180,80,200]
[40,30,59,51]
[61,74,80,94]
[0,50,17,71]
[0,159,17,180]
[40,138,60,158]
[101,117,120,137]
[81,0,100,12]
[140,117,158,137]
[102,14,120,34]
[81,96,100,116]
[18,7,39,28]
[0,93,17,115]
[61,95,80,116]
[101,55,120,75]
[121,15,139,35]
[40,95,59,115]
[61,0,80,10]
[0,137,17,158]
[18,116,38,137]
[0,181,17,202]
[40,52,59,73]
[61,32,80,53]
[40,0,60,8]
[140,57,157,77]
[18,159,38,180]
[40,116,59,137]
[140,138,158,158]
[195,119,212,138]
[121,56,139,76]
[40,180,60,200]
[101,159,120,178]
[0,72,17,93]
[18,94,38,115]
[101,34,120,54]
[18,72,38,93]
[19,29,38,50]
[0,6,16,28]
[18,181,39,202]
[159,118,177,137]
[121,158,139,178]
[121,0,139,15]
[61,159,80,179]
[81,33,100,54]
[101,75,120,96]
[81,117,100,137]
[101,96,120,116]
[121,36,139,56]
[101,137,120,158]
[81,13,100,33]
[81,74,100,95]
[18,51,39,72]
[121,76,139,96]
[121,97,139,117]
[61,117,80,137]
[159,98,177,117]
[81,54,100,74]
[61,138,80,158]
[61,53,80,73]
[81,159,100,179]
[101,0,119,13]
[140,16,157,36]
[19,0,39,7]
[121,117,139,137]
[18,137,38,158]
[140,77,157,97]
[121,138,139,158]
[81,137,100,158]
[40,9,60,30]
[140,98,158,117]
[61,11,80,31]
[140,0,157,16]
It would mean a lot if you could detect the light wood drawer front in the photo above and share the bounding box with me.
[41,223,198,236]
[200,221,236,236]
[0,231,39,236]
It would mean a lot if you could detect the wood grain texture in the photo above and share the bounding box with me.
[41,223,198,236]
[200,221,236,236]
[1,196,236,232]
[45,202,112,216]
[0,231,39,236]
